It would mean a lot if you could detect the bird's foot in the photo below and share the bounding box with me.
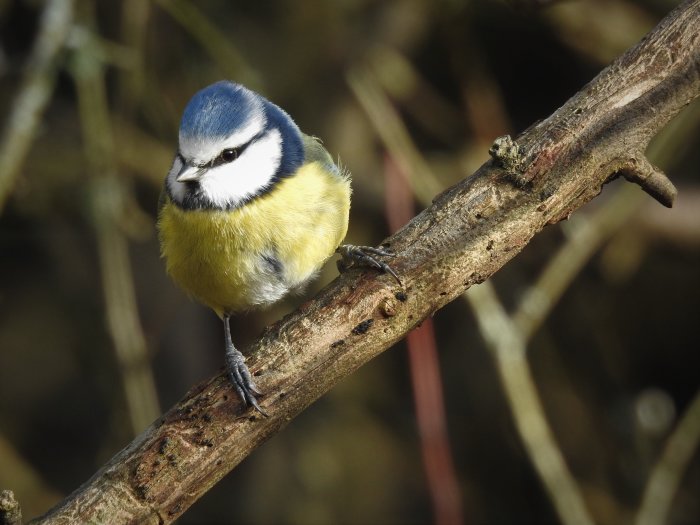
[336,244,402,285]
[225,346,267,416]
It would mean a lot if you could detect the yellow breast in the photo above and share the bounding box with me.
[158,161,350,316]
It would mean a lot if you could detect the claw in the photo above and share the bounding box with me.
[337,244,402,285]
[223,316,268,417]
[225,347,267,416]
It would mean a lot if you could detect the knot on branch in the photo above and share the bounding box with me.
[619,155,677,208]
[489,135,524,175]
[0,490,22,525]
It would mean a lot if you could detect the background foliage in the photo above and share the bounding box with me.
[0,0,698,524]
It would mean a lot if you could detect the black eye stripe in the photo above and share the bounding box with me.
[210,130,267,169]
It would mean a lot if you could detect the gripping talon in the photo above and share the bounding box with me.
[358,246,396,258]
[246,393,266,415]
[337,244,402,285]
[379,262,401,285]
[225,348,267,416]
[224,316,268,416]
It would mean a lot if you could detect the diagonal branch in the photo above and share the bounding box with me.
[31,1,700,523]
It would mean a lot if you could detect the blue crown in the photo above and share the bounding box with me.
[179,81,304,178]
[180,81,259,140]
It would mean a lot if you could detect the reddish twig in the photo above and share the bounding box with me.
[384,154,464,525]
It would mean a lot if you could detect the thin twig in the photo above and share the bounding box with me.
[636,389,700,525]
[117,0,151,115]
[347,65,443,206]
[385,155,464,525]
[69,12,160,435]
[0,0,75,212]
[466,283,596,525]
[151,0,260,88]
[513,185,644,340]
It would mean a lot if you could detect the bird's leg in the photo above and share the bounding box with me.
[223,315,267,416]
[336,244,402,285]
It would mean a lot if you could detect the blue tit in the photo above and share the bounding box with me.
[158,81,399,415]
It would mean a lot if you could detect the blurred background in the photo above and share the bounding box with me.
[1,0,699,524]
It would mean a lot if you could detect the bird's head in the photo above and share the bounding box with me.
[165,81,304,210]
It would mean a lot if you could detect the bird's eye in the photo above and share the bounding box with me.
[214,135,259,167]
[221,148,239,163]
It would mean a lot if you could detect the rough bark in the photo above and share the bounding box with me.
[32,1,700,523]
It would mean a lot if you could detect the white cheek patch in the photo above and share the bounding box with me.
[198,128,283,208]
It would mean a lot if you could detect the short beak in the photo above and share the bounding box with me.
[176,163,204,183]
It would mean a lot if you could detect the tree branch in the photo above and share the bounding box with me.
[31,1,700,523]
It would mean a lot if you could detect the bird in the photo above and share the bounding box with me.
[158,80,399,415]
